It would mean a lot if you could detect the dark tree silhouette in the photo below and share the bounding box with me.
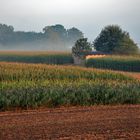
[94,25,138,54]
[0,23,84,50]
[72,38,92,59]
[67,27,83,45]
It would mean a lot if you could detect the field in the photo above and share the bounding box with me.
[0,51,73,64]
[0,61,140,111]
[86,55,140,72]
[1,51,140,72]
[0,51,140,139]
[0,105,140,139]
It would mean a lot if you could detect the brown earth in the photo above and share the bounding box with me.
[0,105,140,140]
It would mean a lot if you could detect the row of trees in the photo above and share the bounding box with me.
[0,24,138,54]
[72,25,139,58]
[0,24,83,50]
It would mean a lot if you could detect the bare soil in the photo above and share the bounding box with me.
[0,105,140,140]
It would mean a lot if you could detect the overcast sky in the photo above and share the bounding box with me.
[0,0,140,44]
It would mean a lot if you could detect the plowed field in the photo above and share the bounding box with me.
[0,105,140,140]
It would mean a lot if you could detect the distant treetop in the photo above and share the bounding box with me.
[0,23,83,50]
[94,25,138,54]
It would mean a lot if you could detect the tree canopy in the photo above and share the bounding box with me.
[67,27,84,45]
[72,38,92,59]
[0,23,83,50]
[94,25,138,54]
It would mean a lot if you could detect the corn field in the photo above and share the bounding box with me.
[0,62,140,110]
[0,51,73,65]
[86,55,140,72]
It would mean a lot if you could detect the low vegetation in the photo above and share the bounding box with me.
[0,62,140,110]
[0,51,73,64]
[86,55,140,72]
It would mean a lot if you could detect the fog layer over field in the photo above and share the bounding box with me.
[0,24,83,51]
[0,0,140,46]
[0,43,71,51]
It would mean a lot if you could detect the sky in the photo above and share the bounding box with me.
[0,0,140,45]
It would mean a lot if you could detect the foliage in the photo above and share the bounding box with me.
[0,24,14,45]
[0,52,73,64]
[94,25,138,54]
[114,36,139,54]
[67,27,84,45]
[72,38,92,59]
[0,62,140,110]
[86,55,140,72]
[0,23,83,50]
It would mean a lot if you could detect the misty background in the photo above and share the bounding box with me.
[0,24,83,50]
[0,0,140,50]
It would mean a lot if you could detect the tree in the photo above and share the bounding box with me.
[0,24,14,34]
[0,23,84,50]
[114,35,138,54]
[42,24,67,50]
[43,24,67,39]
[94,25,138,54]
[0,24,14,45]
[67,27,83,45]
[72,38,92,59]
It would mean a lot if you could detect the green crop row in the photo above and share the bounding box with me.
[0,53,73,64]
[86,55,140,72]
[0,62,133,82]
[0,62,140,110]
[1,80,140,110]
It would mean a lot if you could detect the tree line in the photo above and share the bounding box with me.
[72,25,139,58]
[0,23,139,54]
[0,24,83,50]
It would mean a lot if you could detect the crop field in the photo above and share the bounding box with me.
[0,62,140,110]
[86,55,140,72]
[0,54,140,139]
[0,51,73,65]
[1,51,140,72]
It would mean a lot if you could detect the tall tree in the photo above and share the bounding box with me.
[72,38,92,59]
[0,24,14,45]
[67,27,83,45]
[43,24,67,40]
[42,24,67,50]
[0,23,84,50]
[94,25,138,54]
